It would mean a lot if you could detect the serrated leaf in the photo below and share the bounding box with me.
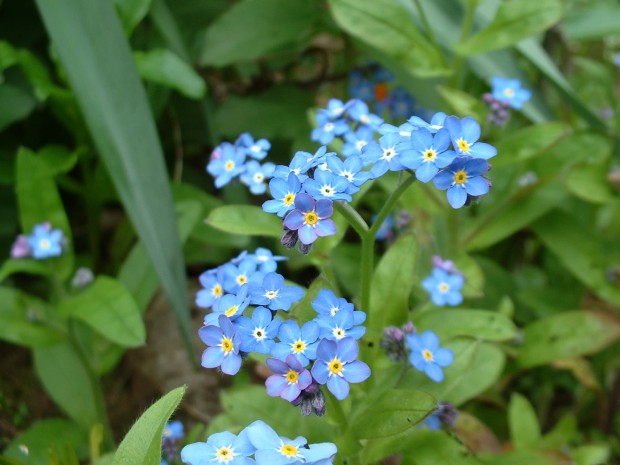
[134,49,205,99]
[414,309,517,342]
[508,393,541,449]
[456,0,565,55]
[206,205,282,237]
[112,386,186,465]
[328,0,448,77]
[58,276,145,347]
[516,310,620,368]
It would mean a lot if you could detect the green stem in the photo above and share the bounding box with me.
[334,201,369,236]
[368,173,416,237]
[450,0,477,88]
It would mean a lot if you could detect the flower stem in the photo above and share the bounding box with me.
[334,201,369,236]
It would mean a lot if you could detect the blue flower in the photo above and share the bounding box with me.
[271,320,320,366]
[236,132,271,160]
[248,272,304,311]
[311,289,366,324]
[207,142,247,188]
[324,98,350,119]
[245,420,337,465]
[282,193,337,245]
[342,125,375,157]
[222,258,262,294]
[433,156,491,209]
[240,161,275,195]
[422,267,464,306]
[444,116,497,159]
[263,173,302,218]
[325,154,372,194]
[163,420,184,440]
[409,112,447,133]
[314,307,366,341]
[27,223,63,259]
[235,306,282,354]
[311,337,371,400]
[406,330,453,382]
[265,354,313,402]
[400,128,456,183]
[362,132,406,177]
[196,267,225,309]
[204,286,250,325]
[388,87,415,119]
[348,73,375,101]
[181,428,256,465]
[491,77,531,110]
[250,247,287,273]
[272,152,311,181]
[199,315,243,375]
[303,169,352,202]
[378,121,415,138]
[348,100,383,129]
[372,214,394,241]
[311,111,348,145]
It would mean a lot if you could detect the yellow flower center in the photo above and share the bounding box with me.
[236,275,248,285]
[253,172,265,183]
[283,193,295,206]
[292,340,306,354]
[453,170,468,185]
[39,239,51,250]
[163,427,172,437]
[221,337,234,354]
[265,290,279,300]
[224,305,239,317]
[503,88,515,98]
[456,139,470,153]
[360,114,370,124]
[423,149,437,161]
[212,284,223,297]
[304,211,318,225]
[328,358,344,376]
[279,444,299,457]
[438,282,450,293]
[324,122,334,132]
[224,160,235,171]
[215,446,235,463]
[286,369,299,384]
[332,328,346,339]
[422,349,434,362]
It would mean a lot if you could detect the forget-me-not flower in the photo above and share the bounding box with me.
[249,272,304,311]
[433,156,491,208]
[27,223,63,259]
[400,128,456,183]
[265,354,313,402]
[406,330,454,382]
[491,77,531,110]
[235,306,282,354]
[199,315,243,375]
[444,116,497,160]
[271,320,320,366]
[282,193,337,245]
[181,428,255,465]
[262,173,302,218]
[422,267,464,306]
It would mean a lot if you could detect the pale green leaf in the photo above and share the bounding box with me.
[508,393,541,449]
[414,309,517,342]
[206,205,281,238]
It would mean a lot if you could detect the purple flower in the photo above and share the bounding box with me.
[265,354,313,402]
[311,337,371,400]
[10,234,30,258]
[282,193,336,245]
[198,315,243,375]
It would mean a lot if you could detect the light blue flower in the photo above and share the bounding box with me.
[325,154,372,194]
[342,126,375,157]
[199,315,243,375]
[204,286,251,325]
[248,272,304,311]
[408,112,447,133]
[271,320,320,366]
[406,330,453,382]
[491,77,531,110]
[196,267,225,309]
[433,156,491,209]
[236,132,271,160]
[207,142,247,188]
[311,111,348,145]
[347,100,383,129]
[235,306,282,354]
[250,247,287,273]
[422,267,464,306]
[362,132,406,177]
[272,152,311,181]
[240,161,276,195]
[400,128,456,183]
[27,223,63,259]
[311,337,371,400]
[303,169,352,202]
[314,307,366,341]
[265,355,313,402]
[222,258,262,294]
[444,116,497,160]
[263,173,302,218]
[311,289,365,325]
[181,428,256,465]
[163,420,184,440]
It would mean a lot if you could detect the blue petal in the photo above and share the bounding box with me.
[298,225,318,244]
[180,442,210,465]
[311,360,329,384]
[434,348,454,366]
[327,375,350,400]
[300,442,338,463]
[460,117,480,143]
[433,170,453,190]
[315,219,337,237]
[221,354,242,375]
[245,420,281,450]
[337,337,359,363]
[470,142,497,160]
[447,186,467,208]
[343,360,371,383]
[294,193,314,212]
[420,331,440,350]
[416,163,438,183]
[201,347,224,368]
[266,374,289,397]
[466,176,490,196]
[424,363,444,382]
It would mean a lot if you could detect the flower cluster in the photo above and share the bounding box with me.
[422,256,464,307]
[161,420,184,465]
[207,133,275,194]
[10,222,65,260]
[181,420,337,465]
[196,252,370,413]
[483,77,531,127]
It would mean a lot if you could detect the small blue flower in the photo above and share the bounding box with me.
[248,272,304,311]
[263,173,302,218]
[400,128,456,183]
[204,286,251,325]
[311,111,348,145]
[433,156,491,209]
[27,223,63,259]
[342,125,375,157]
[282,193,337,245]
[236,132,271,160]
[196,267,225,309]
[181,428,256,465]
[372,215,394,241]
[240,161,276,195]
[272,152,311,181]
[388,87,415,119]
[311,337,371,400]
[408,112,447,133]
[444,116,497,160]
[314,307,366,341]
[245,420,337,465]
[406,330,453,382]
[348,73,375,101]
[251,247,287,273]
[491,77,531,110]
[326,154,372,194]
[207,142,247,188]
[422,267,464,306]
[271,320,320,366]
[265,354,313,402]
[221,258,262,294]
[199,315,243,375]
[311,289,365,324]
[362,132,406,177]
[163,420,184,440]
[235,306,282,354]
[324,98,350,119]
[348,100,383,129]
[303,169,352,202]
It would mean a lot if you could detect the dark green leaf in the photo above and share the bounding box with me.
[35,0,193,360]
[456,0,565,55]
[199,0,319,66]
[516,310,620,368]
[413,309,517,342]
[328,0,448,77]
[206,205,282,238]
[0,259,51,282]
[112,386,186,465]
[0,84,36,131]
[114,0,152,34]
[508,393,541,449]
[58,276,145,348]
[134,49,206,99]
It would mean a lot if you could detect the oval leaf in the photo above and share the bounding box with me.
[58,276,145,347]
[414,309,518,342]
[112,386,186,465]
[206,205,282,237]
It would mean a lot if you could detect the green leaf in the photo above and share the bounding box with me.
[352,389,436,439]
[206,205,282,238]
[328,0,448,77]
[565,161,615,204]
[0,287,65,348]
[0,84,36,131]
[508,393,541,449]
[563,3,620,41]
[58,276,145,348]
[114,0,152,34]
[456,0,565,55]
[437,85,485,121]
[39,145,80,175]
[35,0,193,360]
[134,49,206,99]
[4,419,87,465]
[369,233,417,334]
[571,444,611,465]
[413,309,517,342]
[0,259,51,282]
[516,310,620,368]
[33,342,100,430]
[199,0,320,66]
[112,386,186,465]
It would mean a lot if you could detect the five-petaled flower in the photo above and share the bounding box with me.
[199,315,243,375]
[406,330,454,382]
[265,354,313,402]
[282,193,337,245]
